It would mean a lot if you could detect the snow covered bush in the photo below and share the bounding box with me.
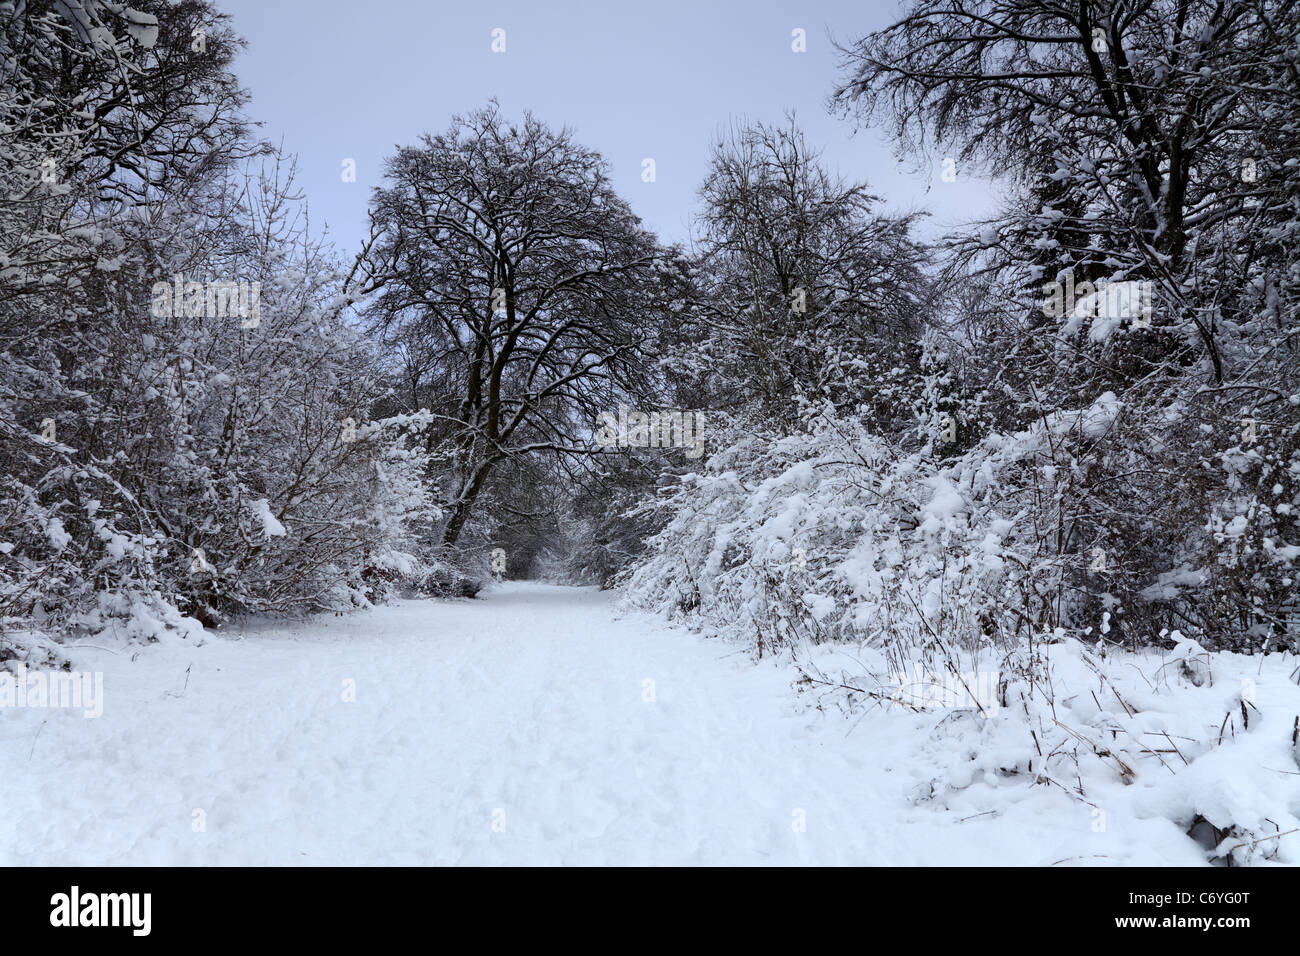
[800,628,1300,865]
[627,372,1297,654]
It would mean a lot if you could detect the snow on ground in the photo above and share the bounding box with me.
[0,583,1286,865]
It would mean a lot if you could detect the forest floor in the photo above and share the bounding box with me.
[0,582,1279,865]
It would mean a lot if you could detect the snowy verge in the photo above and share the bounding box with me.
[792,633,1300,865]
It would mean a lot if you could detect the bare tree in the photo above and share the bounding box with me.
[832,0,1298,378]
[352,102,677,549]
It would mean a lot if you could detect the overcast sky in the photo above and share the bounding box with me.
[218,0,999,256]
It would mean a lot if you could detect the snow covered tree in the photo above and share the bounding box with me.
[1,2,433,641]
[352,102,681,556]
[687,117,932,433]
[832,0,1300,650]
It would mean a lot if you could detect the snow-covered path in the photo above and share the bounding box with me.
[0,582,1202,865]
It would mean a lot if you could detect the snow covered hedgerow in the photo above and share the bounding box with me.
[622,395,1122,664]
[0,137,439,638]
[0,6,445,641]
[629,376,1299,654]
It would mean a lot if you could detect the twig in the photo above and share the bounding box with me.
[29,719,46,761]
[1227,826,1300,854]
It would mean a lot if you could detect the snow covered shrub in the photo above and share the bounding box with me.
[630,374,1297,653]
[0,625,71,675]
[813,630,1300,864]
[407,544,487,599]
[625,395,1103,661]
[933,266,1300,656]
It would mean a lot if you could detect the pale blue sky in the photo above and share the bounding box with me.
[218,0,998,255]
